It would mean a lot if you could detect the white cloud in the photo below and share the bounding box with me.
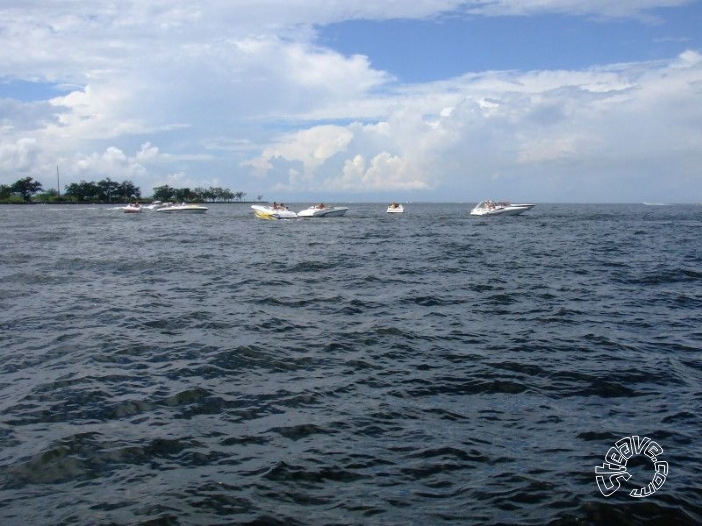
[0,137,40,173]
[464,0,696,19]
[74,146,147,180]
[48,85,158,141]
[136,142,160,161]
[0,1,700,201]
[245,125,354,177]
[239,49,702,200]
[332,152,429,190]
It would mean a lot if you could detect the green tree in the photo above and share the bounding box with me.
[35,188,58,203]
[174,187,196,202]
[11,177,43,202]
[193,187,206,201]
[97,178,120,202]
[118,180,140,200]
[151,184,243,203]
[65,180,100,202]
[63,179,141,203]
[152,185,175,202]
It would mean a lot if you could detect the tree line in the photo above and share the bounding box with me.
[151,185,245,203]
[0,177,45,203]
[0,177,247,204]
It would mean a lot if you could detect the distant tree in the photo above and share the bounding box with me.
[206,187,222,202]
[65,180,99,202]
[35,188,58,203]
[193,187,207,201]
[256,195,263,202]
[11,177,43,202]
[152,185,175,202]
[0,185,11,200]
[59,178,140,203]
[118,180,140,200]
[151,184,242,203]
[174,187,197,202]
[97,178,120,202]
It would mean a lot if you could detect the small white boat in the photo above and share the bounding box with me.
[387,203,404,213]
[297,204,349,218]
[124,204,142,214]
[251,204,298,220]
[156,203,208,214]
[470,200,535,216]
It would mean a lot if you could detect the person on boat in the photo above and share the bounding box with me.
[316,203,326,209]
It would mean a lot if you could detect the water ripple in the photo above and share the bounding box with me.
[0,204,700,525]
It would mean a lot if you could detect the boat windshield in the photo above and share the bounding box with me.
[476,200,511,209]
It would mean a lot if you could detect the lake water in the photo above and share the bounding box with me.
[0,202,701,525]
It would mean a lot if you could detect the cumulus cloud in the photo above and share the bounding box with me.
[0,137,40,173]
[244,125,354,177]
[240,49,702,199]
[332,153,429,190]
[74,145,148,180]
[0,98,62,132]
[136,142,160,161]
[0,1,700,201]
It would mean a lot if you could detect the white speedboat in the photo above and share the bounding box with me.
[470,200,535,216]
[156,203,208,214]
[124,204,142,214]
[251,204,298,220]
[143,201,163,209]
[297,204,349,218]
[387,203,404,213]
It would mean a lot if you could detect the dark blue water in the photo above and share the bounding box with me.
[1,203,701,526]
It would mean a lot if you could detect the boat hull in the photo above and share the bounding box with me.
[470,201,534,216]
[297,206,349,217]
[387,205,403,213]
[124,206,141,214]
[251,205,298,220]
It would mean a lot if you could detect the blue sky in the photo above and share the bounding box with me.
[320,9,702,80]
[1,1,701,202]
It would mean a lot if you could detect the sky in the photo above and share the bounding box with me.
[1,1,701,203]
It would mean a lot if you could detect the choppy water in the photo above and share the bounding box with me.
[0,202,701,526]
